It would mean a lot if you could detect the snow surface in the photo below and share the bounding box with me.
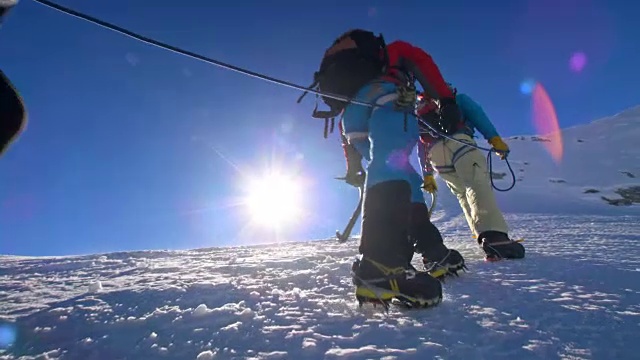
[1,108,639,359]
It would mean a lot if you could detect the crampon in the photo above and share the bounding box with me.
[428,263,469,281]
[351,257,443,313]
[424,249,468,281]
[484,238,525,262]
[355,285,442,312]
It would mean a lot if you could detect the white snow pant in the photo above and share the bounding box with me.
[429,133,509,237]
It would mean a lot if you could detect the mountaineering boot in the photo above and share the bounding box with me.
[478,231,525,261]
[423,249,466,280]
[352,256,442,310]
[410,202,466,279]
[355,181,442,309]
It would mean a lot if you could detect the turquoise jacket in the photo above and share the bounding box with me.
[418,92,500,175]
[341,80,426,203]
[456,93,499,141]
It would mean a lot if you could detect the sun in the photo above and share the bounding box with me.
[245,171,303,228]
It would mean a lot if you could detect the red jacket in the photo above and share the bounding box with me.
[383,40,455,100]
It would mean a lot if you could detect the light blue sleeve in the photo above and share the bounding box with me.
[341,84,380,158]
[352,139,371,161]
[456,93,499,140]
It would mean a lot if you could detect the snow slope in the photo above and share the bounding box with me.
[489,105,640,214]
[1,108,639,359]
[1,214,639,360]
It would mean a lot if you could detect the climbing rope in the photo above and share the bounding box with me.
[31,0,516,192]
[418,125,516,192]
[487,151,516,192]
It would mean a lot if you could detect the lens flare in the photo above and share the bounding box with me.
[569,52,587,73]
[520,79,536,95]
[0,323,17,348]
[532,83,563,164]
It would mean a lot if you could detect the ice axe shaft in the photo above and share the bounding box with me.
[335,185,437,243]
[427,192,436,218]
[336,184,363,242]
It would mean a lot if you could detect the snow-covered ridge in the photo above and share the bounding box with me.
[476,105,640,212]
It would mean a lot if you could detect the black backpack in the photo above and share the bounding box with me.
[297,29,389,137]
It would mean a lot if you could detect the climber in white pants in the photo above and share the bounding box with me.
[416,86,525,261]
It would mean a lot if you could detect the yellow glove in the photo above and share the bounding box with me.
[422,174,437,194]
[488,136,510,160]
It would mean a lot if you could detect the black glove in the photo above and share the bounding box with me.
[344,168,365,188]
[342,141,365,188]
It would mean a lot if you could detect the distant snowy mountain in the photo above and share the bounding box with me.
[1,107,639,360]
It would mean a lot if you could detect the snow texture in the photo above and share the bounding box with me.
[1,107,639,359]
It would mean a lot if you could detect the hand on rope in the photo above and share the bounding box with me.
[488,136,510,160]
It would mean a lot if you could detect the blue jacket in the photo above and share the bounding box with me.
[341,80,424,192]
[456,93,499,141]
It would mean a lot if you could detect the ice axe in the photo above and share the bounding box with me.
[334,176,364,243]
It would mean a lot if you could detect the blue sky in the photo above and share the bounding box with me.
[1,0,639,256]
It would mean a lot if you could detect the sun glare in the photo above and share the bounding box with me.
[246,172,303,228]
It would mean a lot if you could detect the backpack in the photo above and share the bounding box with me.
[297,29,389,138]
[417,85,466,136]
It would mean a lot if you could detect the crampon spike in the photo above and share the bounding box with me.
[356,295,390,312]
